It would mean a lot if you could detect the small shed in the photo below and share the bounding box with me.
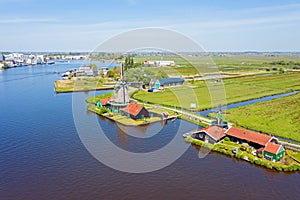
[263,142,285,162]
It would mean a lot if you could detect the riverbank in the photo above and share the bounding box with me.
[54,78,115,93]
[87,104,167,126]
[86,93,179,126]
[185,136,300,172]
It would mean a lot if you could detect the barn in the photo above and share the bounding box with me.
[159,78,184,87]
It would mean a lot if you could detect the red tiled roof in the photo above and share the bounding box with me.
[121,102,144,117]
[225,126,272,146]
[100,97,112,106]
[264,142,282,155]
[201,126,226,140]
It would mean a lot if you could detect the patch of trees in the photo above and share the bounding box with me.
[106,67,121,79]
[125,68,154,84]
[268,60,300,66]
[1,62,8,69]
[123,56,142,70]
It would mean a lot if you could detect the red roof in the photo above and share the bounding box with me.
[100,97,112,106]
[225,126,272,146]
[264,142,282,155]
[121,102,144,117]
[202,126,226,140]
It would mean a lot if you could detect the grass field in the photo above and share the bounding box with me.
[133,72,299,110]
[54,78,114,93]
[134,54,300,75]
[224,92,300,141]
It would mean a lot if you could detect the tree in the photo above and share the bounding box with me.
[279,67,285,74]
[90,64,97,70]
[124,56,135,70]
[155,70,169,79]
[2,62,8,69]
[106,69,115,78]
[125,68,154,84]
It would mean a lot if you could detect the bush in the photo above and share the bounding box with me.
[274,165,283,171]
[254,159,261,165]
[98,107,108,114]
[235,154,242,159]
[258,154,263,158]
[224,137,230,141]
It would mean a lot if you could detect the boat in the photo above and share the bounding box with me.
[47,61,55,65]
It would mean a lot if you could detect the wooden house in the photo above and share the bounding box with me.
[192,126,227,144]
[120,102,150,120]
[263,142,285,162]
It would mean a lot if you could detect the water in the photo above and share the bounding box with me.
[1,63,300,199]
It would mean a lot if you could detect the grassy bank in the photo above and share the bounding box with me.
[85,92,114,104]
[223,92,300,142]
[133,72,299,110]
[54,78,114,93]
[87,105,162,126]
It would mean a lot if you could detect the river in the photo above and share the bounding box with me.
[0,62,299,199]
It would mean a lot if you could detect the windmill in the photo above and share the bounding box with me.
[109,63,130,112]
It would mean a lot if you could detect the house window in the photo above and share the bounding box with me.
[264,154,272,161]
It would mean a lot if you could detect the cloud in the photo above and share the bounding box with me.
[0,18,58,24]
[234,3,300,14]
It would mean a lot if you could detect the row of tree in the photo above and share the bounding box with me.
[123,56,142,70]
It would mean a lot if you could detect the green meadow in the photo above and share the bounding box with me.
[133,72,300,110]
[223,92,300,142]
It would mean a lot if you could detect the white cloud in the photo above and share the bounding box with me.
[0,18,58,24]
[232,3,300,14]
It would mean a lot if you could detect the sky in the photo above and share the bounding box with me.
[0,0,300,52]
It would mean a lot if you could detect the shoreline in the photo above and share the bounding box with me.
[87,105,178,127]
[185,136,300,172]
[55,86,114,93]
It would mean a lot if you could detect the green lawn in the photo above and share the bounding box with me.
[224,92,300,141]
[133,72,299,110]
[54,78,114,93]
[134,54,300,74]
[287,150,300,163]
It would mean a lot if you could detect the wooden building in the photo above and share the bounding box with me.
[159,78,184,88]
[192,126,227,144]
[263,142,285,162]
[120,102,150,120]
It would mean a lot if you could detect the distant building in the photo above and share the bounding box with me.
[77,65,98,77]
[144,60,175,67]
[149,79,161,89]
[129,82,143,88]
[159,78,184,87]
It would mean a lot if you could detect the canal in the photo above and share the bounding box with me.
[0,63,299,199]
